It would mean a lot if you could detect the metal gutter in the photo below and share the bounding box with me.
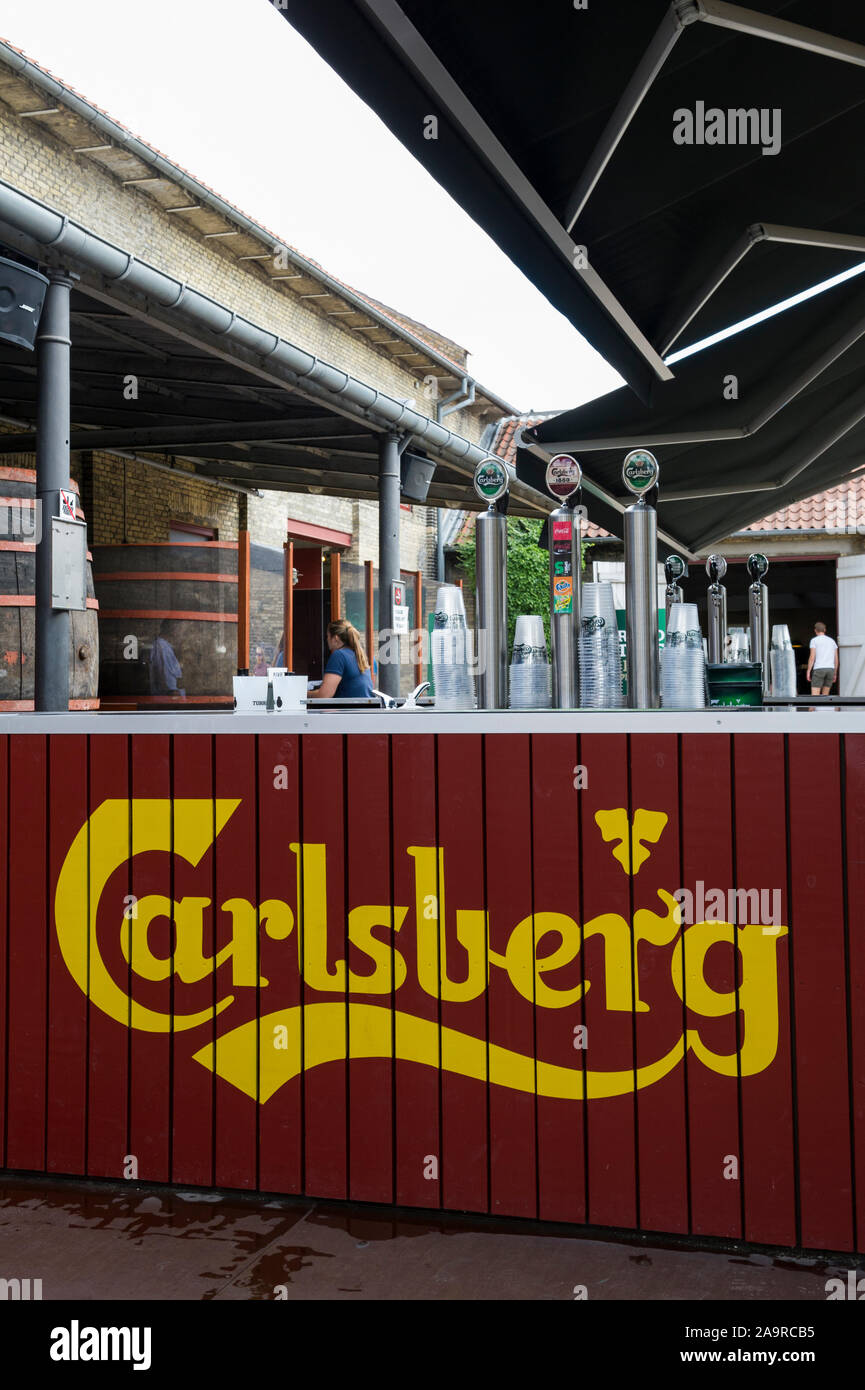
[0,176,548,513]
[0,38,518,418]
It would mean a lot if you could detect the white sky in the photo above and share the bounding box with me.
[0,0,625,414]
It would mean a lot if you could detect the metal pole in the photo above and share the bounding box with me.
[624,501,660,708]
[549,504,581,707]
[378,430,401,697]
[35,271,73,712]
[476,507,507,707]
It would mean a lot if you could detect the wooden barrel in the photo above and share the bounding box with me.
[92,542,238,706]
[0,468,99,710]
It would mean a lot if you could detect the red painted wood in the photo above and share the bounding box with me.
[789,734,854,1250]
[300,734,348,1199]
[213,734,258,1189]
[0,737,7,1163]
[346,734,394,1203]
[46,734,89,1176]
[170,734,215,1188]
[733,734,796,1248]
[844,734,865,1253]
[86,735,130,1180]
[436,733,488,1215]
[391,732,440,1209]
[629,733,688,1236]
[257,733,302,1196]
[485,733,536,1219]
[530,732,586,1225]
[125,736,172,1184]
[6,737,48,1170]
[680,734,741,1240]
[579,733,637,1230]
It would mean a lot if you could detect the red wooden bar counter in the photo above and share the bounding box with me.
[1,708,863,1254]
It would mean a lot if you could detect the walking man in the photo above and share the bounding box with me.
[806,621,839,696]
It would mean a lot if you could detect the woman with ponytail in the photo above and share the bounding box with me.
[307,618,375,699]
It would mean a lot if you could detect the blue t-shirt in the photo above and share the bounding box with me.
[325,646,375,698]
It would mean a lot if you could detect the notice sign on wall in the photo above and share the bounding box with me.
[392,579,409,633]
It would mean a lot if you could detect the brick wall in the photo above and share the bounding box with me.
[0,98,490,445]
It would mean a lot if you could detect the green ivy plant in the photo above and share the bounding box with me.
[455,516,593,651]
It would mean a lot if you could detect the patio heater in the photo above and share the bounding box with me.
[473,457,509,709]
[747,552,771,697]
[545,454,582,708]
[706,554,728,664]
[623,449,660,709]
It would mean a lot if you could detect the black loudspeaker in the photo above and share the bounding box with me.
[0,255,49,351]
[400,451,435,502]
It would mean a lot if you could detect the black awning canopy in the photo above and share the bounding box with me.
[280,0,865,387]
[520,273,865,552]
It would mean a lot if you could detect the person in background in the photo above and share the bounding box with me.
[307,619,374,699]
[149,619,185,697]
[806,620,839,696]
[252,645,268,676]
[274,631,285,668]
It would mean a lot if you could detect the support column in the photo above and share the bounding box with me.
[236,527,250,675]
[35,272,74,712]
[378,431,401,696]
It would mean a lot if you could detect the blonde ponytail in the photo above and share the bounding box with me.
[328,619,369,672]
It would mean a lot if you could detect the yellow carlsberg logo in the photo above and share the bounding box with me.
[54,799,788,1105]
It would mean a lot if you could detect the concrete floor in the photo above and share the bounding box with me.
[0,1176,859,1301]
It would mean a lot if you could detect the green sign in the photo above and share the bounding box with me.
[473,457,509,503]
[616,608,666,696]
[623,448,659,495]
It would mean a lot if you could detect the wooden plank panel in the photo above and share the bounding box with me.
[680,734,741,1240]
[86,734,130,1180]
[437,733,488,1215]
[170,734,215,1188]
[47,734,89,1176]
[391,732,440,1209]
[300,733,348,1199]
[126,735,172,1184]
[346,734,394,1204]
[485,733,536,1219]
[629,733,688,1236]
[844,734,865,1254]
[579,733,637,1230]
[789,734,854,1250]
[733,734,796,1248]
[213,734,258,1189]
[531,732,585,1225]
[0,735,6,1163]
[257,733,302,1195]
[7,736,48,1170]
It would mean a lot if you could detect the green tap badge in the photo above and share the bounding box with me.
[473,456,509,503]
[623,448,659,496]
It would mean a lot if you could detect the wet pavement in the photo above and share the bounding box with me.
[0,1175,860,1300]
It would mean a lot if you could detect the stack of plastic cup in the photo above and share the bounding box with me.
[431,584,475,710]
[578,583,624,707]
[509,614,551,708]
[729,628,750,663]
[770,623,796,698]
[662,602,706,708]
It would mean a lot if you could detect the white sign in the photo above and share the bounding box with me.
[59,489,76,520]
[50,516,87,611]
[392,580,409,633]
